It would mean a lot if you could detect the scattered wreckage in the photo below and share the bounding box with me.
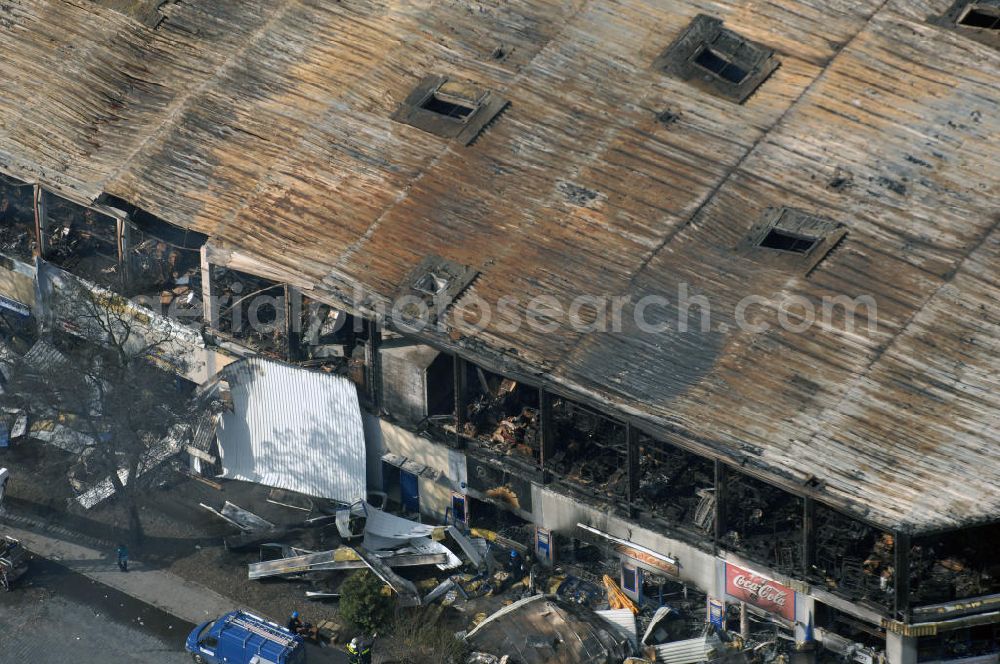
[202,497,487,608]
[464,595,633,664]
[0,535,29,591]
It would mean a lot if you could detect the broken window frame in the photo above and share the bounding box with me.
[394,255,479,327]
[957,4,1000,28]
[931,1,1000,48]
[740,207,846,275]
[693,46,750,84]
[391,75,510,145]
[757,227,820,255]
[654,14,780,103]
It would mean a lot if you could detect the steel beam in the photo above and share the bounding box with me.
[539,387,554,483]
[714,460,727,553]
[895,531,911,622]
[627,422,640,517]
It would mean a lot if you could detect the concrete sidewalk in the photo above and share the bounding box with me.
[1,514,250,625]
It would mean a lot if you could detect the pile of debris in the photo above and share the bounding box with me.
[206,499,486,608]
[130,237,201,308]
[0,186,37,261]
[211,266,288,356]
[464,375,540,460]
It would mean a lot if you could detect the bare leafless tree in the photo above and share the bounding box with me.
[1,278,192,545]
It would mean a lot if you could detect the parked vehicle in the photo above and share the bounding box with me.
[0,535,28,591]
[186,610,306,664]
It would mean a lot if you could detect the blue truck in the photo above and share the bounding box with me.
[186,610,306,664]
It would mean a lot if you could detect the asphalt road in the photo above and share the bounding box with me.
[0,556,191,663]
[0,556,348,663]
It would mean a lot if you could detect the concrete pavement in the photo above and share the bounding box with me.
[1,513,250,625]
[1,511,349,663]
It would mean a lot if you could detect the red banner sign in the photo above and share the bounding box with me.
[725,564,795,621]
[615,545,679,577]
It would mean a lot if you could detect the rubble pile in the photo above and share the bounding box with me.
[129,232,201,306]
[464,376,540,459]
[210,266,290,357]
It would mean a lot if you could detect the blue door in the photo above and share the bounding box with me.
[400,470,419,514]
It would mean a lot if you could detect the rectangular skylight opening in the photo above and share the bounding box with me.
[421,93,475,120]
[957,5,1000,28]
[694,47,748,84]
[758,229,818,254]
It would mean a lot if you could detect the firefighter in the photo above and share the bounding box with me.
[347,635,373,664]
[116,543,129,572]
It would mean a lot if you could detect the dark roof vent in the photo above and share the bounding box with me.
[392,75,510,145]
[932,1,1000,48]
[395,255,479,325]
[740,208,846,275]
[654,15,780,103]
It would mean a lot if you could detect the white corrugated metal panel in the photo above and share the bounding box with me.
[362,501,436,550]
[595,608,638,650]
[23,339,70,373]
[653,635,721,664]
[216,357,366,504]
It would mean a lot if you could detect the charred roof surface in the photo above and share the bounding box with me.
[0,0,998,534]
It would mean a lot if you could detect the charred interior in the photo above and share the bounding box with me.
[296,293,356,369]
[0,177,37,262]
[108,199,205,306]
[721,470,803,573]
[547,398,628,502]
[210,266,286,356]
[917,623,1000,662]
[43,197,122,292]
[634,434,715,533]
[910,522,1000,605]
[810,504,894,610]
[462,364,540,462]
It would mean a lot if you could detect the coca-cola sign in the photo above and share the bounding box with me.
[725,564,795,621]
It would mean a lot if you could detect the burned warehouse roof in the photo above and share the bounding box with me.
[0,0,998,534]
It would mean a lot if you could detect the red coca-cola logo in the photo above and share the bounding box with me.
[732,574,788,606]
[725,564,795,620]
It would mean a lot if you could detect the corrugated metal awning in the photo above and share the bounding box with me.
[216,357,366,504]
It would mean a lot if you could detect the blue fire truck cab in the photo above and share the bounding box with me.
[186,610,306,664]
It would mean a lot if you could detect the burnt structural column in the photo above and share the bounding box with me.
[802,496,816,576]
[453,354,467,438]
[200,244,219,329]
[116,217,133,289]
[33,184,49,257]
[626,423,640,517]
[538,387,554,484]
[894,531,911,623]
[367,319,382,412]
[284,285,303,361]
[714,460,728,554]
